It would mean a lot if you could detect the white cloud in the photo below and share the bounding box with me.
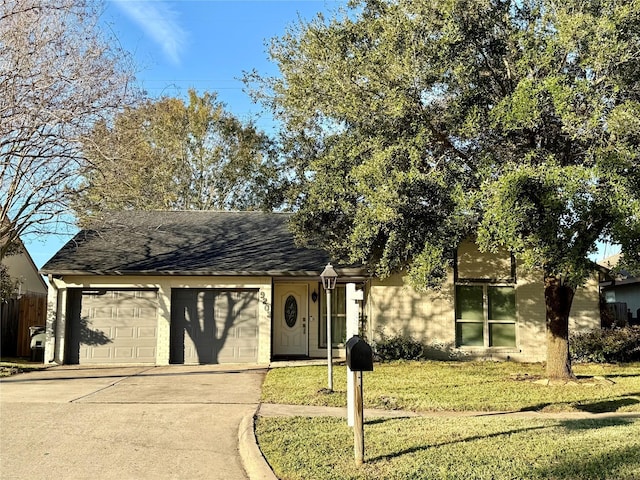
[113,0,188,65]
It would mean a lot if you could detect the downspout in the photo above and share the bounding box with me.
[45,274,58,364]
[45,274,67,364]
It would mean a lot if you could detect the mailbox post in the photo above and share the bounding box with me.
[346,335,373,467]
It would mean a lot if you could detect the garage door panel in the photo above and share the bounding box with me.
[115,327,135,339]
[138,327,157,338]
[136,346,156,358]
[91,307,114,319]
[237,326,259,338]
[170,289,259,364]
[69,290,158,364]
[114,347,134,359]
[89,347,112,360]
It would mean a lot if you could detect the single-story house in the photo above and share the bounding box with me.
[2,241,48,298]
[40,211,600,365]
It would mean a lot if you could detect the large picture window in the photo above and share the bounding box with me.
[455,284,516,347]
[319,284,347,348]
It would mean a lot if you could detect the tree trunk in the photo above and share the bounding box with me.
[544,275,576,380]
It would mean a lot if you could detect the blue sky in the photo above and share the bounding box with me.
[26,0,347,268]
[106,0,347,132]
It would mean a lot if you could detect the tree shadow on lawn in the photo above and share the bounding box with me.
[575,395,640,414]
[585,372,640,378]
[521,393,640,414]
[559,417,635,430]
[367,417,637,465]
[533,444,640,480]
[367,422,549,463]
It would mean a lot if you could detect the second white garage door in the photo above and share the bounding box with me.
[170,289,259,364]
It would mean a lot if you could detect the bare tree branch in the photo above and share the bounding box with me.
[0,0,139,259]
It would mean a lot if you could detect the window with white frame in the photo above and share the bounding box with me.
[319,284,347,348]
[455,284,517,347]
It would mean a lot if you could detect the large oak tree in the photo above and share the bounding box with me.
[250,0,640,378]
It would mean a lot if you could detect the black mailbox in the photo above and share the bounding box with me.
[346,335,373,371]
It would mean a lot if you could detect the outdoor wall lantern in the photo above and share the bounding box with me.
[320,263,338,391]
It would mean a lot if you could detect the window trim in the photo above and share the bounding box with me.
[318,283,348,348]
[455,282,518,349]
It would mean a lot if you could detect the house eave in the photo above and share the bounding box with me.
[599,277,640,287]
[40,268,368,278]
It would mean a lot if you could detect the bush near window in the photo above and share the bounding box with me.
[373,333,424,361]
[570,326,640,363]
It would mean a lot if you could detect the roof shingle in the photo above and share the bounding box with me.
[41,211,337,276]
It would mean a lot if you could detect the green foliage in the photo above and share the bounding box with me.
[249,0,640,287]
[75,89,282,225]
[372,332,424,361]
[571,327,640,364]
[249,0,640,377]
[0,264,18,303]
[0,242,22,301]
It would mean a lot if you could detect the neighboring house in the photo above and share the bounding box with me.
[2,242,48,297]
[598,253,640,325]
[40,211,600,366]
[1,242,48,357]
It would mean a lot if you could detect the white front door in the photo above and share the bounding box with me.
[273,284,308,356]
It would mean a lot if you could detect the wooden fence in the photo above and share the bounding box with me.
[1,292,47,358]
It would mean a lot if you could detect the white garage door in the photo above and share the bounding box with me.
[170,289,259,364]
[68,290,158,364]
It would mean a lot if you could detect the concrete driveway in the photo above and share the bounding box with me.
[0,365,267,480]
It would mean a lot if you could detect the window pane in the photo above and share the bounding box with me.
[488,286,515,321]
[456,286,484,321]
[489,323,516,347]
[320,285,347,347]
[332,315,346,345]
[332,286,346,316]
[456,322,484,346]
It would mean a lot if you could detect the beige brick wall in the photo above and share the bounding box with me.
[570,274,601,333]
[367,272,456,358]
[457,239,512,280]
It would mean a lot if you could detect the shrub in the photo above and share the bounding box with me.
[373,333,424,361]
[570,326,640,363]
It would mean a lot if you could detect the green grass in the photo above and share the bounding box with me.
[262,361,640,413]
[256,416,640,480]
[0,358,49,377]
[258,362,640,478]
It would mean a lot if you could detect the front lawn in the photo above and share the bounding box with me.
[257,361,640,479]
[261,361,640,413]
[257,416,640,480]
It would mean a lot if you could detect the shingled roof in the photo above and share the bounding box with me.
[41,211,350,276]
